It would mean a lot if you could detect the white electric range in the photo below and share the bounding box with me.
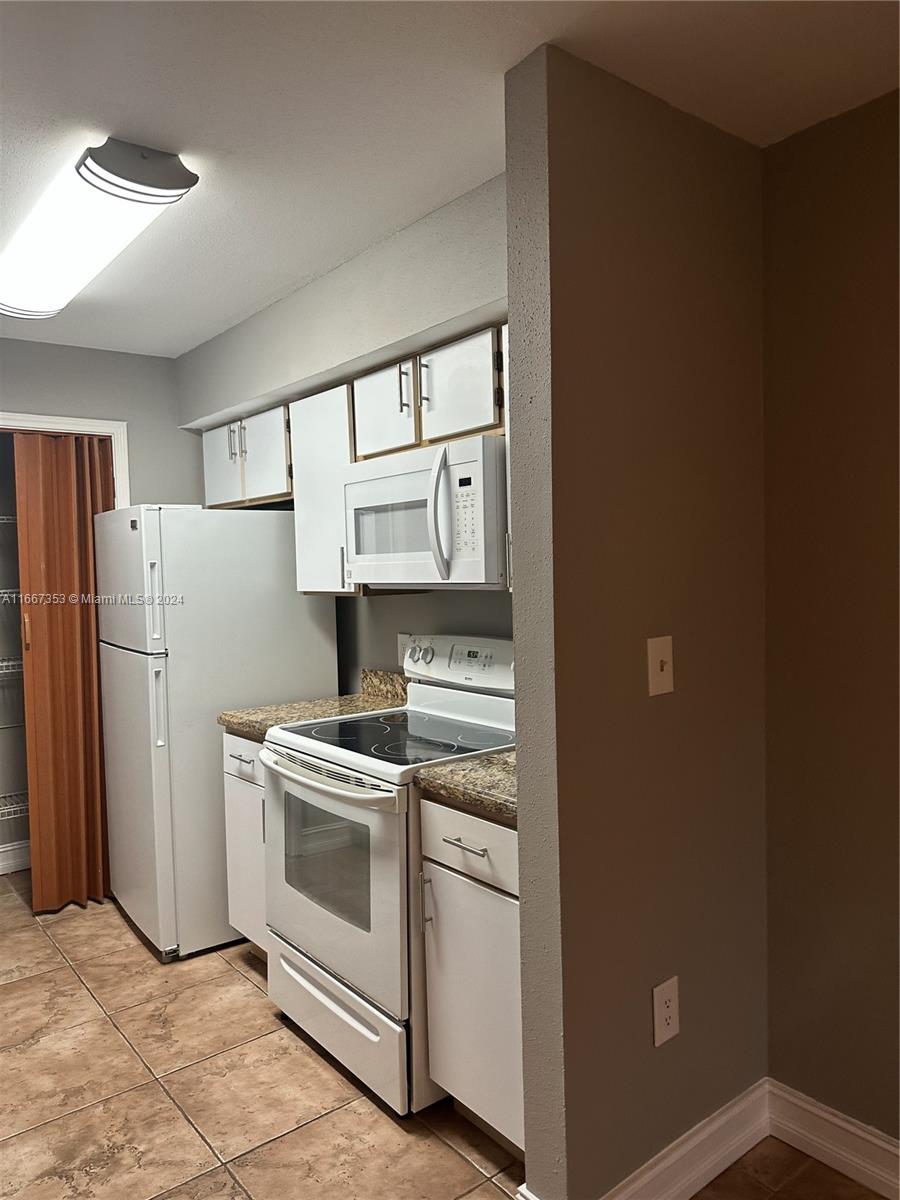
[260,634,514,1115]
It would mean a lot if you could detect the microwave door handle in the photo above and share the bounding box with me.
[427,444,450,580]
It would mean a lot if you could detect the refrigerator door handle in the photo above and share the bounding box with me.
[152,666,167,748]
[147,560,162,642]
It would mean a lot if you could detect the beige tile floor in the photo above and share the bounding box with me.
[0,871,522,1200]
[0,870,880,1200]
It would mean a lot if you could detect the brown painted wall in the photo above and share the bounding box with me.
[507,46,767,1200]
[764,91,899,1137]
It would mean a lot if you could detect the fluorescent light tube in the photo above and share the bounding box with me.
[0,137,199,319]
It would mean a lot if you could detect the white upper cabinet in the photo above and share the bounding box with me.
[290,386,357,593]
[353,361,417,458]
[419,328,499,443]
[202,422,242,507]
[241,407,290,500]
[203,407,291,507]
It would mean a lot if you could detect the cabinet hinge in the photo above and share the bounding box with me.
[494,349,504,373]
[495,386,504,409]
[285,415,291,434]
[288,463,294,480]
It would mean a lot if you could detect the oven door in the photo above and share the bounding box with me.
[262,745,408,1019]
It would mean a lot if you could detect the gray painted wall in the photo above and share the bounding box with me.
[336,591,513,694]
[504,46,568,1197]
[174,176,508,429]
[764,91,899,1138]
[173,176,513,695]
[507,46,766,1200]
[0,338,203,505]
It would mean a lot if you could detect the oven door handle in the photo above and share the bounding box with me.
[427,443,450,581]
[259,747,403,813]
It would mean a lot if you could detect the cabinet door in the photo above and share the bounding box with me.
[419,329,499,443]
[241,407,291,501]
[203,423,242,507]
[290,387,357,592]
[352,361,417,458]
[423,861,524,1147]
[224,772,266,947]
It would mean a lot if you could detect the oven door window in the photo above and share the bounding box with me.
[283,790,372,932]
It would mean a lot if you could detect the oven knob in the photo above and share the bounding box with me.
[408,645,421,663]
[421,646,434,664]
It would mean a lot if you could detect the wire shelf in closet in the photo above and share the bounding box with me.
[0,657,23,678]
[0,792,28,821]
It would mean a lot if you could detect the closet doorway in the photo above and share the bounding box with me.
[0,413,128,914]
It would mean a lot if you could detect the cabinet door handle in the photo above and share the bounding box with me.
[441,835,488,858]
[419,359,430,405]
[227,424,238,461]
[398,365,410,413]
[261,793,266,844]
[238,422,248,459]
[419,872,432,932]
[229,753,255,766]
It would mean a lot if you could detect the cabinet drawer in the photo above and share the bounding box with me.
[268,930,408,1114]
[223,732,263,784]
[420,798,518,896]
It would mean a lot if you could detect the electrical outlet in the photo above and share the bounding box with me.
[647,635,674,696]
[397,633,413,667]
[652,975,679,1047]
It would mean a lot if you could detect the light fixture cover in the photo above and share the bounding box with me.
[0,137,199,319]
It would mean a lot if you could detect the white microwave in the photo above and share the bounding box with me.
[343,435,507,588]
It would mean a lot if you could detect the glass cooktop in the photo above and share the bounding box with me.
[284,710,514,767]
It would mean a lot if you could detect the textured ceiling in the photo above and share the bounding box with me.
[0,1,895,358]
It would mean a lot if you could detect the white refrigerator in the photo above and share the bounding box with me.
[94,505,337,958]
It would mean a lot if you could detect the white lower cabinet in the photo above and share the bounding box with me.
[423,858,524,1148]
[223,741,267,948]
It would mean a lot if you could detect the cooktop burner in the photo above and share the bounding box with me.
[287,710,514,767]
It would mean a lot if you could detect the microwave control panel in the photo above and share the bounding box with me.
[452,471,480,556]
[403,633,515,695]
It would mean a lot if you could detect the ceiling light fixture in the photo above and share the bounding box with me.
[0,137,199,320]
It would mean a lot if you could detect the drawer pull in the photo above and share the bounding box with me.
[442,835,488,858]
[229,753,255,766]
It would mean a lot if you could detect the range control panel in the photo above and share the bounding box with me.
[401,633,514,695]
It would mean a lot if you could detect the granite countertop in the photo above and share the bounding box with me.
[217,668,407,744]
[218,667,517,827]
[414,751,517,829]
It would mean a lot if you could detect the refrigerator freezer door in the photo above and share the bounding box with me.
[100,642,177,953]
[94,506,166,653]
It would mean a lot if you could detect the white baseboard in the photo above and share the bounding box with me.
[516,1077,899,1200]
[0,840,29,874]
[769,1079,899,1200]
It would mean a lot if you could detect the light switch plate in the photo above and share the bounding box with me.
[653,975,680,1047]
[647,635,674,696]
